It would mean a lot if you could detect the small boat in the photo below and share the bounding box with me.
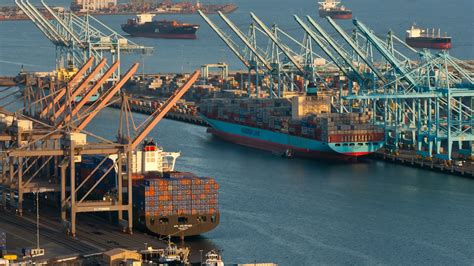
[203,250,224,266]
[158,237,190,265]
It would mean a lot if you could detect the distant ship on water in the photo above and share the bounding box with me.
[121,14,200,39]
[318,0,352,20]
[405,25,452,50]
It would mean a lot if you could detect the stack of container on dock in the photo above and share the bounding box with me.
[129,98,199,116]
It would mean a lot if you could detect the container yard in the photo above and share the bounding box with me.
[1,0,474,264]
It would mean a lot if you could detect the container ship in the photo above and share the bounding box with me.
[78,139,219,238]
[318,0,352,20]
[121,14,199,39]
[405,25,452,50]
[200,96,385,159]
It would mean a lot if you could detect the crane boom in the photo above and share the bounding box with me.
[61,61,120,125]
[326,17,387,82]
[306,16,364,82]
[294,15,349,77]
[198,10,250,68]
[353,19,418,87]
[218,11,273,71]
[16,0,64,44]
[76,63,139,130]
[40,57,95,118]
[53,58,107,120]
[40,0,84,47]
[15,0,58,43]
[130,70,200,150]
[250,12,305,74]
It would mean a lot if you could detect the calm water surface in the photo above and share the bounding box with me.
[85,108,474,265]
[0,0,473,75]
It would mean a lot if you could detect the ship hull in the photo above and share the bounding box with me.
[204,117,384,159]
[319,9,352,19]
[122,32,197,39]
[80,156,220,237]
[121,22,198,39]
[137,213,220,237]
[406,37,452,49]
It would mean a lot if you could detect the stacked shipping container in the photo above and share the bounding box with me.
[199,97,384,144]
[129,98,199,116]
[141,175,219,218]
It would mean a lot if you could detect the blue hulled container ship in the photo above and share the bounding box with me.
[200,96,385,159]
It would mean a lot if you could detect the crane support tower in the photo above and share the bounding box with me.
[15,0,153,81]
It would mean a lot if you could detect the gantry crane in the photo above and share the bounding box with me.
[0,56,201,236]
[343,19,474,160]
[15,0,153,81]
[200,11,329,97]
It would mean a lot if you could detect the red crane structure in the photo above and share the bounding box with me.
[0,59,201,237]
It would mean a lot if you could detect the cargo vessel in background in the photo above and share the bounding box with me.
[121,14,199,39]
[200,95,385,160]
[318,0,352,20]
[79,139,220,238]
[405,25,452,50]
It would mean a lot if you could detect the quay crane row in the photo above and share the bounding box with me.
[0,60,200,237]
[200,12,474,161]
[199,11,331,97]
[15,0,153,81]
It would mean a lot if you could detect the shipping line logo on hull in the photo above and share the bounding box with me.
[241,127,261,137]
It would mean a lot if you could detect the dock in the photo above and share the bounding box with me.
[372,149,474,178]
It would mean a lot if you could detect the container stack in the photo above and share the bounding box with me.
[200,97,385,143]
[143,174,219,218]
[129,98,199,116]
[200,97,292,131]
[307,113,384,143]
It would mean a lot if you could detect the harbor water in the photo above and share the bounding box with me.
[1,0,474,264]
[89,108,474,265]
[0,0,473,75]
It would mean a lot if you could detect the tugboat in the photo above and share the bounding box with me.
[405,24,452,50]
[139,236,190,265]
[121,13,200,39]
[158,237,190,265]
[203,250,224,266]
[318,0,352,19]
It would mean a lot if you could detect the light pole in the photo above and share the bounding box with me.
[36,191,39,251]
[199,249,203,265]
[30,189,45,257]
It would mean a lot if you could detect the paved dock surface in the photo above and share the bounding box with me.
[372,149,474,177]
[0,206,192,262]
